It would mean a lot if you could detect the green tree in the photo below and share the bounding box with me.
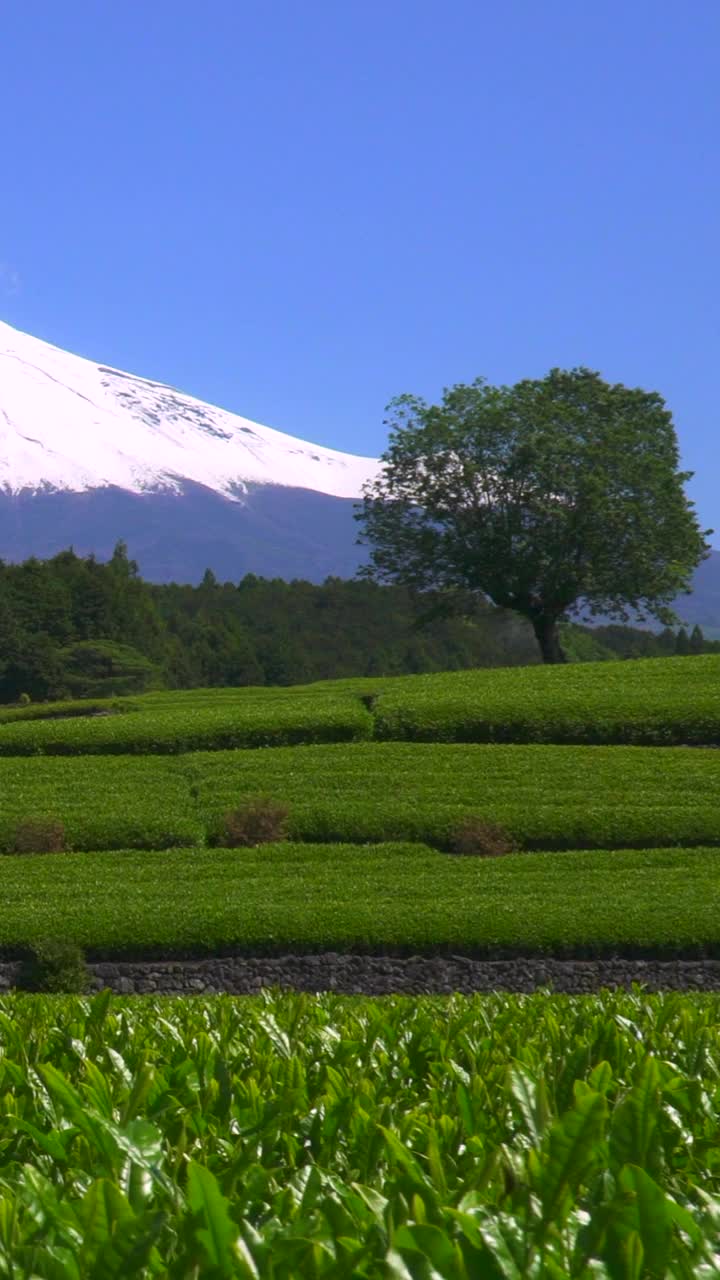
[357,369,711,663]
[675,627,691,656]
[56,640,162,697]
[657,626,678,655]
[689,623,705,655]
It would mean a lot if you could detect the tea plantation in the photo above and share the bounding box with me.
[1,991,720,1276]
[1,654,720,953]
[1,655,720,1275]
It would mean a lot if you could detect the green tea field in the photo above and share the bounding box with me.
[0,991,719,1276]
[0,655,719,957]
[2,655,720,1275]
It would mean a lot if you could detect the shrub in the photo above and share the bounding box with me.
[450,817,518,857]
[18,939,89,993]
[217,796,289,847]
[11,817,67,854]
[17,692,31,706]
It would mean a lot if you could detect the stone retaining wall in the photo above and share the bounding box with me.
[3,954,720,995]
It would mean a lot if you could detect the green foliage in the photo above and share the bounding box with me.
[18,939,88,993]
[2,545,714,700]
[0,696,134,725]
[0,547,164,702]
[57,639,162,697]
[5,734,720,853]
[0,548,545,703]
[0,757,200,852]
[675,626,691,656]
[3,656,720,757]
[370,653,720,745]
[357,368,711,662]
[190,740,720,851]
[559,622,620,663]
[0,992,717,1274]
[0,686,372,755]
[690,623,705,654]
[0,843,718,953]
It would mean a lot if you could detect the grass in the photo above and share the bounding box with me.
[0,843,719,954]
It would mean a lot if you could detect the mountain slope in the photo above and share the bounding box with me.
[672,551,720,633]
[0,320,379,581]
[0,320,377,500]
[0,481,367,582]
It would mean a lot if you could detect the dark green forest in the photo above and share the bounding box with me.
[0,544,710,702]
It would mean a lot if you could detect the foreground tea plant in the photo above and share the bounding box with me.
[0,991,719,1276]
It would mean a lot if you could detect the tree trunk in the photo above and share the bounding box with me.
[531,615,568,664]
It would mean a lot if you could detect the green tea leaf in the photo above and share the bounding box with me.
[538,1091,606,1226]
[187,1160,237,1275]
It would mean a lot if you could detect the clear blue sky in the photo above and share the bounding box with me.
[2,1,718,531]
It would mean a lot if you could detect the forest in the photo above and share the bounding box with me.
[0,543,710,702]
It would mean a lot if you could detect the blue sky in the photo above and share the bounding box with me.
[2,1,718,531]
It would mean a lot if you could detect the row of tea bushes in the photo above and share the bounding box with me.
[0,843,718,953]
[0,690,373,755]
[0,696,135,724]
[192,740,720,851]
[371,654,720,745]
[0,756,201,851]
[4,741,720,853]
[2,655,720,753]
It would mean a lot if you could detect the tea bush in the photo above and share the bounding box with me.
[190,741,720,851]
[0,992,718,1275]
[0,757,201,852]
[0,689,373,755]
[17,939,88,993]
[3,656,720,753]
[372,653,720,745]
[0,843,718,953]
[5,741,720,853]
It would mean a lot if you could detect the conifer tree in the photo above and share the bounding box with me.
[675,627,690,656]
[689,624,705,654]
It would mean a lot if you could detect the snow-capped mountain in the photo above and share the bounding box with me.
[0,320,377,500]
[0,320,379,581]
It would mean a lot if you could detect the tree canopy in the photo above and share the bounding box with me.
[356,368,711,662]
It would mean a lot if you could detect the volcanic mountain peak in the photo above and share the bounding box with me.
[0,320,378,500]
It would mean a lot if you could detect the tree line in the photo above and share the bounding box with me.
[0,544,713,703]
